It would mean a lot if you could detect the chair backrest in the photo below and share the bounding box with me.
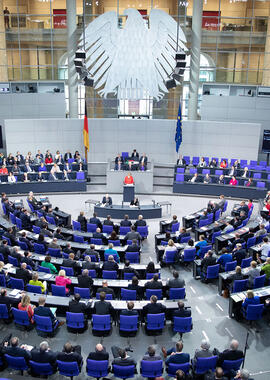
[137,226,148,237]
[34,243,46,254]
[146,313,165,330]
[34,315,53,332]
[72,220,81,231]
[223,200,228,213]
[253,274,266,289]
[253,172,261,179]
[183,248,196,262]
[200,245,212,258]
[108,239,120,246]
[165,250,177,264]
[87,223,97,232]
[92,314,111,331]
[176,167,185,173]
[29,361,53,376]
[102,270,117,279]
[51,284,66,297]
[36,211,43,218]
[10,212,16,224]
[173,317,192,334]
[192,156,199,164]
[206,264,220,279]
[113,364,135,379]
[38,265,51,273]
[32,226,41,235]
[74,287,90,298]
[88,269,97,278]
[161,240,168,246]
[12,308,30,326]
[202,169,210,174]
[176,174,184,182]
[27,284,42,294]
[125,252,140,263]
[222,359,243,374]
[146,272,160,280]
[121,288,137,300]
[215,209,221,221]
[195,356,218,374]
[102,225,113,234]
[48,248,61,258]
[16,217,22,230]
[66,312,85,329]
[241,257,252,268]
[76,171,85,181]
[119,315,138,332]
[190,168,197,174]
[257,181,265,188]
[140,360,163,378]
[247,237,256,249]
[86,359,109,378]
[212,231,221,243]
[8,255,19,267]
[60,266,74,276]
[183,155,190,164]
[225,260,237,272]
[122,152,129,158]
[46,216,56,225]
[96,293,113,300]
[167,362,190,376]
[91,238,102,245]
[74,235,85,244]
[119,226,131,235]
[198,219,209,228]
[215,169,223,176]
[124,272,135,280]
[169,287,186,300]
[0,304,9,319]
[17,240,28,251]
[10,277,24,290]
[146,289,162,300]
[180,236,190,243]
[171,222,180,233]
[57,360,80,377]
[232,279,248,293]
[245,304,264,321]
[5,354,28,371]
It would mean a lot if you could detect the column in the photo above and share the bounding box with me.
[262,7,270,86]
[0,0,8,81]
[67,0,78,118]
[188,0,203,120]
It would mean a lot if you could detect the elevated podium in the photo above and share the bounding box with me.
[123,185,135,202]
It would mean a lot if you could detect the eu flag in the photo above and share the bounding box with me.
[175,103,182,153]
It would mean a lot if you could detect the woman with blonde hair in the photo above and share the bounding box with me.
[55,269,71,294]
[18,294,35,323]
[29,272,46,293]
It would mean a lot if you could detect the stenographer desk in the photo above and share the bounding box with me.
[94,204,162,219]
[0,180,86,195]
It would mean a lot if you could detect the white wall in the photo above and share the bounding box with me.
[4,118,261,162]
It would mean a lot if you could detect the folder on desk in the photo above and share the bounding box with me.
[43,274,52,279]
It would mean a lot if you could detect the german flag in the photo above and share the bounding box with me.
[83,101,89,152]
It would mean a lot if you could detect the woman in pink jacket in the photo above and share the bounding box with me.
[55,269,71,294]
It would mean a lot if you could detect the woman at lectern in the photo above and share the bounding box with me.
[124,172,134,185]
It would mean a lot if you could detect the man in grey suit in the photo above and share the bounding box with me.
[167,271,185,289]
[124,226,142,242]
[142,346,162,361]
[192,340,213,367]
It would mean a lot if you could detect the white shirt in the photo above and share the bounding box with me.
[261,242,270,260]
[8,175,16,183]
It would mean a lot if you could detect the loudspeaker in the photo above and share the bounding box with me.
[74,58,84,67]
[165,78,176,90]
[76,50,86,59]
[176,53,186,61]
[176,61,186,68]
[84,77,94,87]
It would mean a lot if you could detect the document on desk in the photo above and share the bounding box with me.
[43,274,52,279]
[9,289,21,297]
[4,264,13,270]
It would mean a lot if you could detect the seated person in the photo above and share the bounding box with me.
[114,154,123,171]
[108,230,119,241]
[241,167,249,178]
[55,269,72,294]
[203,173,212,184]
[145,273,163,290]
[195,235,208,257]
[93,290,114,314]
[41,255,58,274]
[123,260,139,278]
[18,294,35,324]
[216,339,244,366]
[103,214,114,227]
[89,212,102,228]
[34,296,64,327]
[192,340,213,366]
[209,158,217,168]
[101,194,112,206]
[57,342,83,371]
[111,348,137,370]
[131,149,139,160]
[87,343,109,361]
[120,214,132,227]
[103,254,119,270]
[220,159,227,168]
[124,172,134,185]
[77,211,87,231]
[130,197,139,207]
[232,244,246,266]
[200,250,216,279]
[120,300,138,316]
[128,276,143,299]
[78,268,94,290]
[217,248,233,271]
[2,336,31,362]
[139,153,148,170]
[172,301,191,318]
[218,174,225,185]
[199,157,207,168]
[134,214,146,229]
[29,272,46,293]
[245,178,253,187]
[246,261,260,287]
[176,154,186,167]
[189,173,198,183]
[8,172,16,183]
[162,341,190,366]
[177,227,190,243]
[96,280,115,299]
[104,245,120,263]
[142,295,166,318]
[126,239,140,252]
[142,345,162,361]
[30,341,57,373]
[257,236,270,263]
[229,176,238,186]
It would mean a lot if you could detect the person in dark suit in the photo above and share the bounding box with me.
[176,155,186,167]
[232,244,246,266]
[126,239,140,252]
[145,274,163,290]
[216,339,244,366]
[57,342,83,371]
[120,301,138,316]
[112,348,137,369]
[120,215,132,227]
[131,149,139,160]
[53,227,64,240]
[167,271,185,289]
[10,246,23,263]
[69,293,90,325]
[239,201,249,216]
[89,213,102,229]
[78,269,94,290]
[87,343,109,361]
[192,340,213,367]
[92,228,105,243]
[16,263,32,285]
[30,341,58,373]
[201,251,216,277]
[162,341,190,366]
[64,151,72,162]
[4,227,17,246]
[0,288,17,320]
[36,233,48,251]
[21,251,35,270]
[124,226,142,242]
[97,280,115,299]
[173,301,192,318]
[134,215,146,230]
[142,345,162,361]
[123,260,139,278]
[82,255,98,270]
[0,240,10,262]
[93,291,114,315]
[102,194,112,206]
[2,336,31,362]
[139,153,148,170]
[143,295,166,317]
[84,245,100,261]
[127,276,143,299]
[103,215,114,227]
[20,209,32,230]
[62,253,79,274]
[77,211,87,231]
[115,154,123,170]
[34,296,64,327]
[102,256,119,272]
[19,231,33,251]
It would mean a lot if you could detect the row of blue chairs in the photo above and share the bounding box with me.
[180,156,269,169]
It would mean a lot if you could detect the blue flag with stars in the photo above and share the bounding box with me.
[175,103,182,153]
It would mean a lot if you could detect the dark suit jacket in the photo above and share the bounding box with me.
[93,300,114,315]
[166,352,190,365]
[173,308,191,318]
[131,152,139,160]
[167,278,185,288]
[217,349,244,366]
[139,156,148,165]
[34,305,56,323]
[201,257,216,273]
[143,302,166,316]
[21,256,35,269]
[62,258,78,270]
[120,309,138,316]
[89,217,102,229]
[145,280,163,289]
[102,197,112,206]
[232,249,246,266]
[16,268,32,284]
[96,287,115,299]
[77,275,93,289]
[102,261,119,272]
[3,232,17,246]
[78,215,87,231]
[134,220,146,229]
[57,351,83,367]
[126,244,140,252]
[103,220,114,226]
[82,261,98,270]
[30,348,57,367]
[69,299,89,314]
[20,213,31,229]
[0,294,14,312]
[0,244,10,261]
[3,346,31,361]
[113,357,137,367]
[176,158,186,166]
[87,350,109,361]
[120,220,132,227]
[19,237,32,250]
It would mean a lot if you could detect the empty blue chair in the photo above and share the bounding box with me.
[215,169,223,176]
[146,272,160,280]
[57,360,80,378]
[76,172,85,182]
[120,226,131,235]
[121,288,137,300]
[215,209,221,221]
[92,314,111,334]
[88,269,97,278]
[87,223,97,232]
[173,316,192,336]
[10,277,24,290]
[36,211,43,218]
[46,216,56,225]
[48,247,61,257]
[206,264,220,280]
[167,362,190,376]
[127,239,139,246]
[108,239,121,246]
[190,168,197,174]
[0,273,6,288]
[180,235,190,243]
[0,304,9,320]
[257,181,265,189]
[68,158,75,164]
[38,265,51,273]
[34,314,59,335]
[253,172,261,179]
[29,361,54,377]
[119,315,138,334]
[212,231,221,244]
[124,272,135,280]
[96,293,113,300]
[183,248,196,263]
[51,284,66,297]
[225,260,237,272]
[125,252,140,263]
[146,289,162,300]
[253,274,266,289]
[66,312,85,331]
[60,266,74,276]
[164,250,177,264]
[176,167,185,173]
[34,243,46,254]
[244,304,264,321]
[16,217,22,230]
[12,308,30,328]
[247,237,256,249]
[113,364,135,379]
[102,270,117,279]
[233,279,248,293]
[241,257,252,268]
[9,212,16,225]
[169,288,186,299]
[202,169,210,174]
[74,235,86,244]
[5,354,28,374]
[102,225,113,234]
[17,240,28,251]
[222,359,243,375]
[146,313,165,333]
[176,174,184,182]
[8,255,19,267]
[137,226,148,238]
[198,219,209,228]
[192,157,199,166]
[86,359,109,379]
[194,356,218,375]
[91,238,103,245]
[72,220,81,231]
[141,360,163,378]
[171,222,180,233]
[32,225,41,234]
[74,287,91,298]
[122,152,129,159]
[183,155,190,164]
[27,284,43,294]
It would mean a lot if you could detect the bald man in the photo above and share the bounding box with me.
[87,343,109,361]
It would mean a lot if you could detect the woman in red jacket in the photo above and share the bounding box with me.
[124,172,134,185]
[229,176,238,186]
[18,294,35,323]
[55,269,71,294]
